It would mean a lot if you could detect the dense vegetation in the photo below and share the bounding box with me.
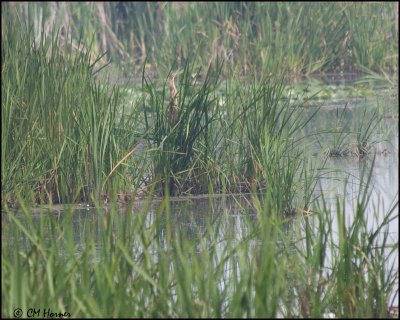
[2,165,398,317]
[3,2,394,207]
[2,2,398,78]
[1,3,398,318]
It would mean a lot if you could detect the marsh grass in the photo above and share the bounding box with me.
[2,160,398,317]
[232,74,320,213]
[316,103,384,159]
[1,4,397,318]
[289,158,398,317]
[2,8,393,213]
[3,12,321,208]
[142,60,223,196]
[2,2,397,77]
[1,15,140,206]
[139,63,321,217]
[311,158,398,317]
[352,106,382,157]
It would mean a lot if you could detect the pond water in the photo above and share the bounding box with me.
[2,76,398,313]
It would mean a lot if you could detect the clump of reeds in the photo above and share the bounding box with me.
[318,103,383,159]
[142,60,223,196]
[1,14,140,207]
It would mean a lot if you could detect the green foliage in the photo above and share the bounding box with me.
[2,163,398,317]
[2,7,392,209]
[1,13,140,206]
[1,4,397,318]
[315,103,383,158]
[2,2,397,77]
[142,61,222,195]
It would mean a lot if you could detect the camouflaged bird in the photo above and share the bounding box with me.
[167,72,179,125]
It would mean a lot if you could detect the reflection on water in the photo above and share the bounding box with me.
[3,138,397,261]
[3,84,398,256]
[2,79,398,314]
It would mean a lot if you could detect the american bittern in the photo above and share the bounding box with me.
[167,72,179,125]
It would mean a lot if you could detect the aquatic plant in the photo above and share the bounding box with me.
[2,160,397,317]
[352,105,382,157]
[317,104,352,157]
[2,2,397,77]
[1,14,140,206]
[142,60,222,195]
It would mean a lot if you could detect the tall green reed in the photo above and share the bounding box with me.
[142,60,223,195]
[317,104,352,157]
[352,105,382,157]
[3,159,397,317]
[222,73,320,213]
[297,157,398,317]
[344,2,398,72]
[3,2,397,77]
[1,14,139,206]
[315,102,384,158]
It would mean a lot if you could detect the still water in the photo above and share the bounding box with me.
[2,77,398,312]
[3,76,398,251]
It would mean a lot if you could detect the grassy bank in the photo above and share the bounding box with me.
[2,2,398,78]
[2,162,398,317]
